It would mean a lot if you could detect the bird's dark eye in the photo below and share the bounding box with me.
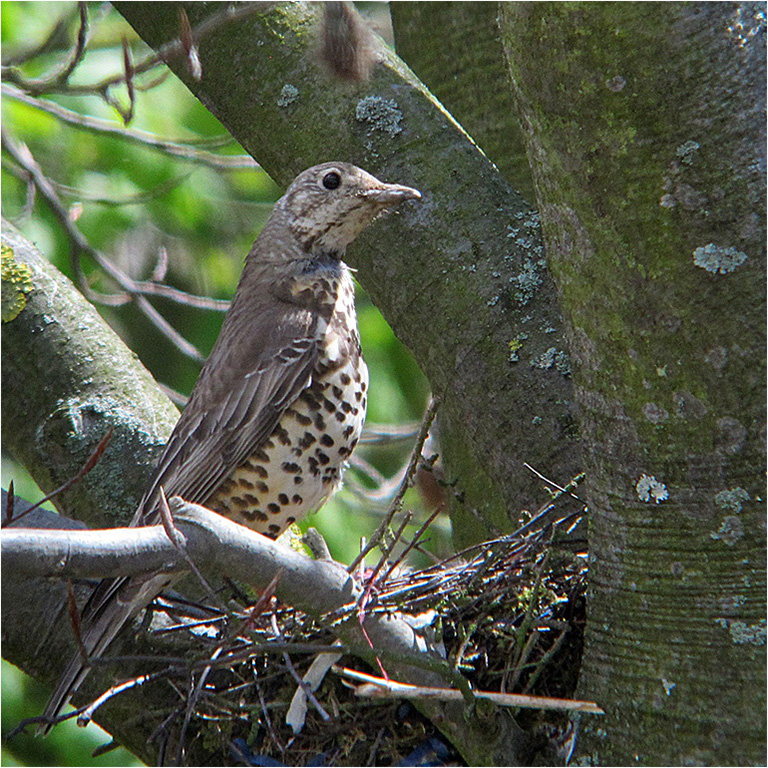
[322,171,341,190]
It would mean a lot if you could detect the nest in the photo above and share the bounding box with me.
[140,509,588,766]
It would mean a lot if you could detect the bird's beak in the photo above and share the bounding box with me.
[363,183,422,206]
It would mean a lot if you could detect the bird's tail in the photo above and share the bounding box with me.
[39,572,171,734]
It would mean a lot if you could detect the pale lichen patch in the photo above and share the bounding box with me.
[355,96,403,137]
[277,84,299,107]
[636,474,669,504]
[693,243,748,274]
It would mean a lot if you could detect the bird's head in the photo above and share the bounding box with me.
[275,162,421,254]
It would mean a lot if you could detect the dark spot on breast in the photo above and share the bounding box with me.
[294,412,313,426]
[316,451,330,465]
[338,446,350,457]
[292,494,303,504]
[320,434,334,447]
[274,425,291,446]
[238,477,255,489]
[302,393,321,410]
[218,478,236,494]
[282,461,301,473]
[278,493,289,505]
[294,476,303,485]
[268,523,281,536]
[341,401,354,413]
[340,373,351,385]
[299,432,317,450]
[256,481,269,494]
[244,493,260,505]
[323,398,337,413]
[343,425,355,438]
[334,411,346,422]
[253,448,270,463]
[332,385,343,399]
[314,413,327,431]
[267,503,281,514]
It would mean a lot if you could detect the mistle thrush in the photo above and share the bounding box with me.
[41,162,421,730]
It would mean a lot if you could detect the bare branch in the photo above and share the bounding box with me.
[348,396,440,572]
[1,128,207,362]
[2,498,453,691]
[2,84,258,169]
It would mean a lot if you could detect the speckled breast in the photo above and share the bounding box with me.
[208,269,367,538]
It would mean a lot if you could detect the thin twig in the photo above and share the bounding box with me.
[157,488,223,609]
[523,463,586,504]
[348,396,441,573]
[1,129,207,362]
[77,672,166,727]
[2,85,258,169]
[333,666,605,714]
[176,645,224,765]
[270,615,331,722]
[1,427,114,528]
[380,506,443,584]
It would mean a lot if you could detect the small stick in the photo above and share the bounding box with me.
[348,396,440,573]
[333,666,605,714]
[1,427,113,527]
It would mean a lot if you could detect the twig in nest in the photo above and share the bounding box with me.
[77,671,166,727]
[381,505,443,583]
[333,666,604,714]
[355,510,412,680]
[270,614,331,723]
[176,644,225,765]
[158,488,223,612]
[348,395,441,572]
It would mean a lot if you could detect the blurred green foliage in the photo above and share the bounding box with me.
[1,3,449,764]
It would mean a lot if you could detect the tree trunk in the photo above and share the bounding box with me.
[391,1,535,203]
[115,1,581,547]
[500,4,766,764]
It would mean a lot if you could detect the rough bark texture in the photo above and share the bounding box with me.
[391,1,536,203]
[1,220,179,528]
[500,4,766,764]
[115,1,580,548]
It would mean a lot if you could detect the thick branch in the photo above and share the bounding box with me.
[1,219,179,528]
[3,498,441,675]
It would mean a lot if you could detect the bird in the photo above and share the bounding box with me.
[41,161,421,731]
